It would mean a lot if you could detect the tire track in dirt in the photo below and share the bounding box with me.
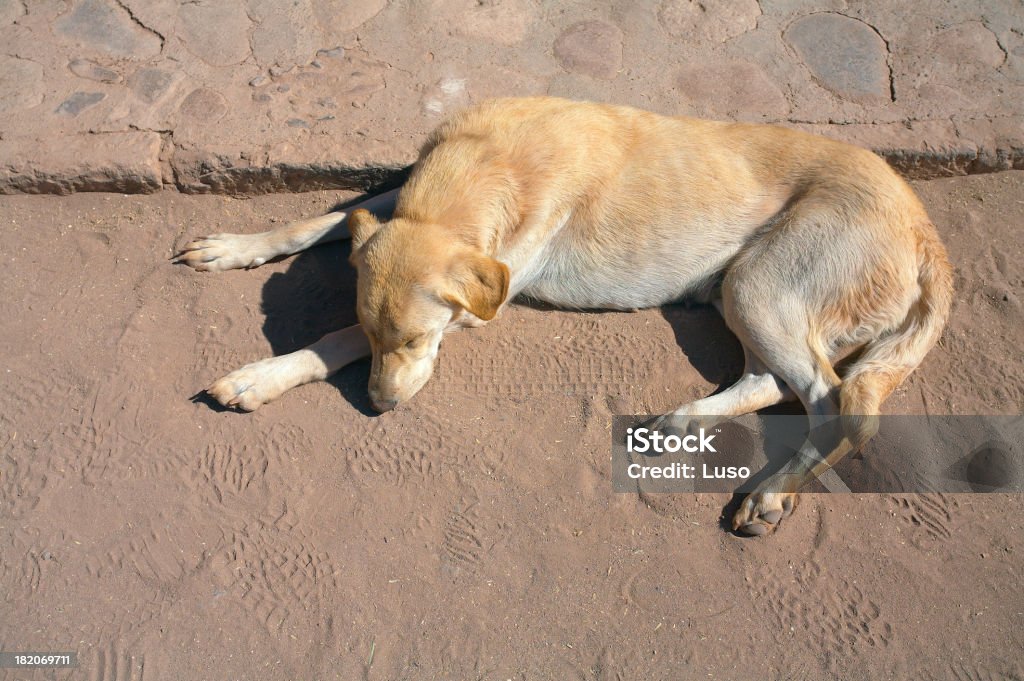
[443,313,672,400]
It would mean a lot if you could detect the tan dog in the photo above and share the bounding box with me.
[176,97,952,535]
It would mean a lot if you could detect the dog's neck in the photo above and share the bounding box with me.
[396,161,522,256]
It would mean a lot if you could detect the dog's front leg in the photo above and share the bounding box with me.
[175,188,399,271]
[206,325,370,411]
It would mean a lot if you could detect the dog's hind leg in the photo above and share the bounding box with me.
[726,333,843,536]
[175,188,400,272]
[723,213,951,535]
[206,325,370,411]
[648,347,795,435]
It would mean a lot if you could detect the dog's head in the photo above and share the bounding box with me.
[348,209,509,412]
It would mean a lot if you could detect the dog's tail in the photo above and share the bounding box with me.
[838,225,953,446]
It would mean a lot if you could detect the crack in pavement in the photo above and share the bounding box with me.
[113,0,166,49]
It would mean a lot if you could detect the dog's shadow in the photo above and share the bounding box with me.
[259,239,376,415]
[257,241,810,415]
[658,303,743,395]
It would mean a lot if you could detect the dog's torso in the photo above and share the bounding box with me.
[395,96,921,314]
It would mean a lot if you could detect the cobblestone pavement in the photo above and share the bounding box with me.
[1,0,1022,194]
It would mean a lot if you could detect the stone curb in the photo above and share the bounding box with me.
[0,132,164,195]
[1,117,1020,196]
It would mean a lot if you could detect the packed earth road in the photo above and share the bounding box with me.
[1,171,1022,680]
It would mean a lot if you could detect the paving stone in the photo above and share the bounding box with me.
[0,0,26,26]
[119,0,176,41]
[54,0,161,59]
[317,47,346,60]
[893,19,1019,117]
[675,60,789,120]
[127,67,178,104]
[785,12,890,103]
[758,0,845,14]
[446,0,538,46]
[0,56,45,113]
[930,22,1005,70]
[244,62,383,140]
[68,58,121,83]
[249,0,321,69]
[554,20,624,80]
[658,0,760,43]
[177,0,252,66]
[178,87,227,123]
[313,0,388,38]
[56,91,106,115]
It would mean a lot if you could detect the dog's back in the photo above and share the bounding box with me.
[398,97,946,315]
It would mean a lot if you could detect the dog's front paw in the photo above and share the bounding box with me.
[207,359,292,411]
[173,233,277,272]
[732,490,798,536]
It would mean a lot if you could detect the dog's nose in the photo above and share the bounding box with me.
[371,396,398,412]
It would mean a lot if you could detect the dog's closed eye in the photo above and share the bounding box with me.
[403,335,427,351]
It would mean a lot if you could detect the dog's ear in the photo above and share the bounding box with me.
[348,209,382,251]
[442,253,510,321]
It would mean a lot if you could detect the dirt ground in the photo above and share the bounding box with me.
[1,172,1022,681]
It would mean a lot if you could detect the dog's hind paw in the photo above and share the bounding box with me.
[732,491,798,536]
[173,232,277,272]
[645,413,709,438]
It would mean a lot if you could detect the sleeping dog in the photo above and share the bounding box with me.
[176,97,952,535]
